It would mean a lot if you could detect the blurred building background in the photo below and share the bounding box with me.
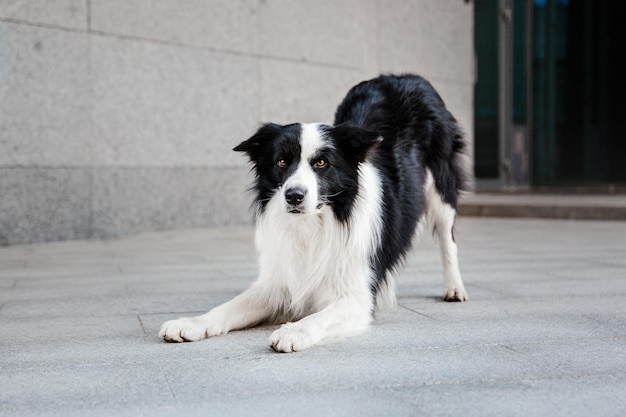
[1,1,623,246]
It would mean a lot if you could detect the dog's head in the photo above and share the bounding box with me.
[234,123,381,221]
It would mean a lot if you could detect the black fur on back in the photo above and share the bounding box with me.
[333,74,468,297]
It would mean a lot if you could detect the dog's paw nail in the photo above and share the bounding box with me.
[443,287,468,302]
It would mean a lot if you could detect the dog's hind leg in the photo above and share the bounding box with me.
[433,203,468,301]
[424,170,468,302]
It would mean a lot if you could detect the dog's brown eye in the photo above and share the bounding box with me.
[277,159,287,168]
[314,159,327,168]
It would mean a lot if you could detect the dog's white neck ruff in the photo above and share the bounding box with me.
[254,135,387,321]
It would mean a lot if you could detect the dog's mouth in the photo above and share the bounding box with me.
[287,203,324,214]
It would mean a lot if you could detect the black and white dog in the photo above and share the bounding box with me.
[159,74,468,352]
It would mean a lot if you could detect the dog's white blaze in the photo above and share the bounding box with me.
[280,123,325,214]
[300,123,327,161]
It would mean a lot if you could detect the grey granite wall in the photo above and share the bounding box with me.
[0,0,474,245]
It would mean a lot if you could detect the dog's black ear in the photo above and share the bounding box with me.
[330,124,383,163]
[233,123,283,161]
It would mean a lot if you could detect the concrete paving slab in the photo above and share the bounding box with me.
[390,374,626,417]
[0,217,625,417]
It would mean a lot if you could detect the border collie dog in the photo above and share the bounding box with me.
[159,74,468,352]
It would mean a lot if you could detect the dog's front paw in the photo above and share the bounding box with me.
[443,285,468,302]
[159,317,211,343]
[269,323,314,353]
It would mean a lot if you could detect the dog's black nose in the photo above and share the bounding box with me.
[285,187,306,206]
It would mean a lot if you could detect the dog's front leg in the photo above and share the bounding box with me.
[268,298,372,353]
[159,284,274,342]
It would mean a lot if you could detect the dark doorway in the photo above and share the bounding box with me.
[474,0,626,187]
[533,0,626,185]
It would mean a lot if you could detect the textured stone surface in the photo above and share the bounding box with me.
[0,0,87,29]
[258,0,377,70]
[90,0,257,53]
[459,193,626,220]
[0,22,92,166]
[91,166,253,239]
[0,217,625,416]
[90,35,258,167]
[1,1,475,245]
[378,0,474,84]
[0,166,254,245]
[0,167,92,245]
[259,58,374,124]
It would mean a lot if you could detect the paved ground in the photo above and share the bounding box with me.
[1,216,625,416]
